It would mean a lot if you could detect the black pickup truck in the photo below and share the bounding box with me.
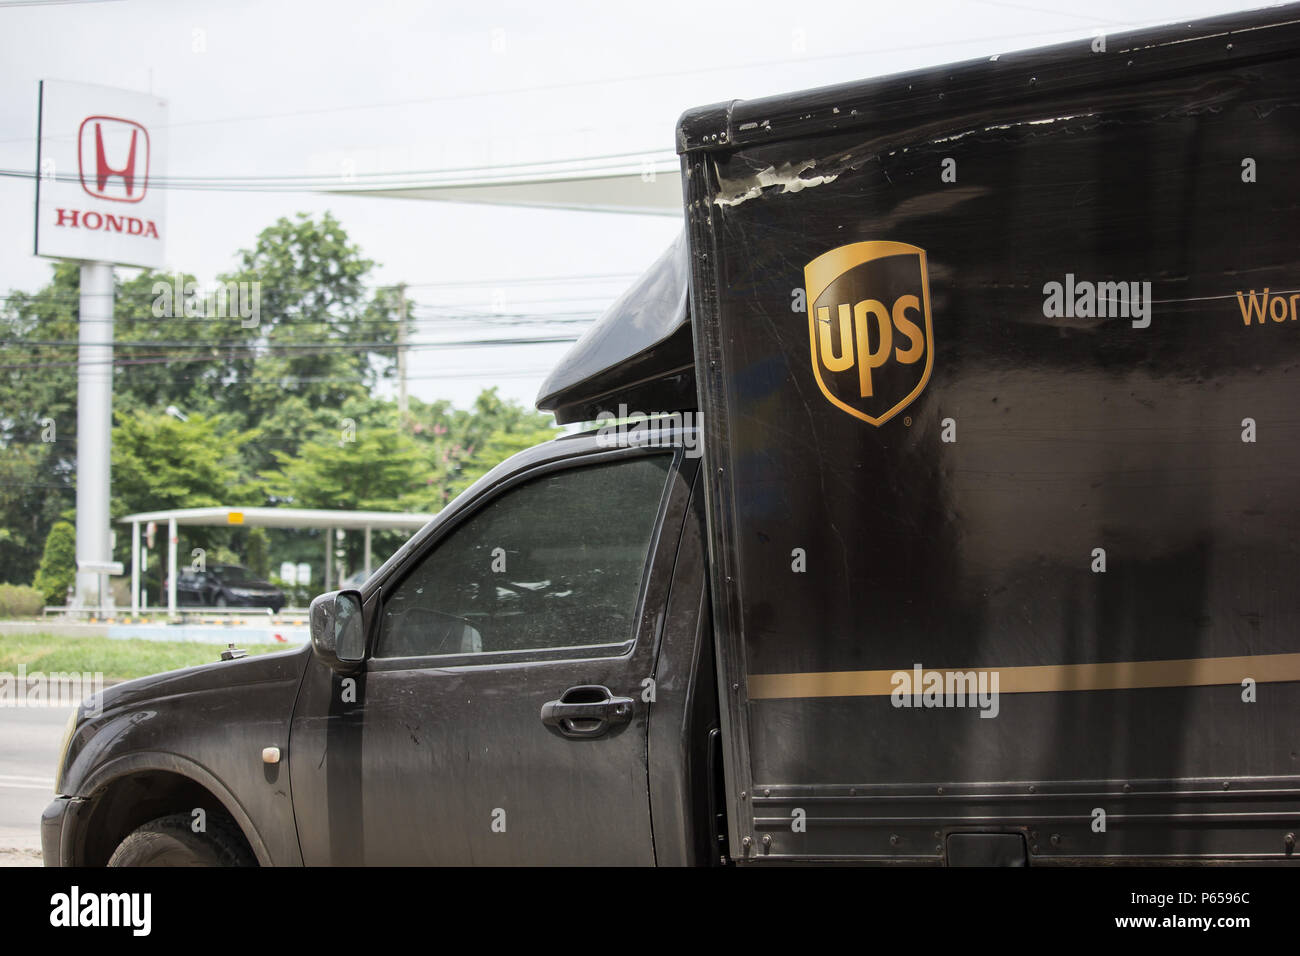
[43,5,1300,866]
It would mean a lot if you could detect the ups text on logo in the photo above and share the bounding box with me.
[803,241,933,425]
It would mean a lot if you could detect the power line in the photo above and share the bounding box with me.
[391,273,639,289]
[0,335,580,371]
[3,326,592,349]
[1,306,606,324]
[32,148,672,182]
[1,293,620,311]
[0,365,553,394]
[0,19,1144,145]
[0,0,123,6]
[0,273,641,302]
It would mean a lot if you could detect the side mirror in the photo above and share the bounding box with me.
[309,590,365,672]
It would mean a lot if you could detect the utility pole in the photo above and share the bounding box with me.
[396,282,409,422]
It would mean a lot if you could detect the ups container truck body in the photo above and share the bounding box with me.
[675,3,1300,864]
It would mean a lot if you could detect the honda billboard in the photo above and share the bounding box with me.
[35,79,167,268]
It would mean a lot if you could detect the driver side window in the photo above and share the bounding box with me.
[376,454,672,659]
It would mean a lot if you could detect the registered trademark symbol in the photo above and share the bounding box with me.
[904,416,912,426]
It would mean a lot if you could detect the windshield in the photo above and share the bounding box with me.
[213,567,262,586]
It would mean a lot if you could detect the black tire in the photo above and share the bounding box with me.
[107,812,256,867]
[214,594,228,608]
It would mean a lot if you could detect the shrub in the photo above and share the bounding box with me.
[0,583,45,618]
[32,520,76,605]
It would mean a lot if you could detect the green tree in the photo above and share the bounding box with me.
[260,412,429,575]
[1,263,240,439]
[217,213,401,472]
[113,411,248,514]
[244,527,270,579]
[0,261,79,448]
[0,262,236,582]
[0,441,72,586]
[0,263,80,582]
[111,267,239,417]
[32,520,75,605]
[408,388,559,503]
[111,410,255,571]
[1,217,559,594]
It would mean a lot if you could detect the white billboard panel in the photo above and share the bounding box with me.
[35,80,168,268]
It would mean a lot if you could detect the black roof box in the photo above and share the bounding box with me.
[536,231,695,424]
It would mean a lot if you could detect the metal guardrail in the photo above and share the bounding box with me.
[41,606,312,626]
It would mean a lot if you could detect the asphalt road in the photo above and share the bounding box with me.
[0,704,75,865]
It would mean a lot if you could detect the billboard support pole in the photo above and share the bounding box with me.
[75,261,114,610]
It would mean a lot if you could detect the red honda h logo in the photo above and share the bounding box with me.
[78,115,150,202]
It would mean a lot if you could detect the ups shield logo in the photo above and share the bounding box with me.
[804,241,934,425]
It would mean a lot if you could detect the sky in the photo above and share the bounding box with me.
[0,0,1275,411]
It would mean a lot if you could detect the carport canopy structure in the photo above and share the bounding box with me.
[118,506,433,617]
[319,154,682,216]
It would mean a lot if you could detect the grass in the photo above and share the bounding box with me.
[0,633,301,682]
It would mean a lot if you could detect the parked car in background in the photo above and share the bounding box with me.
[340,569,369,591]
[168,565,285,613]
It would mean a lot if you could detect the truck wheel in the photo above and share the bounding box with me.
[107,812,256,867]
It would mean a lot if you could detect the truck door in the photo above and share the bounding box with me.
[290,443,695,864]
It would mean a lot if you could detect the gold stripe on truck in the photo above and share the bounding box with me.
[747,652,1300,700]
